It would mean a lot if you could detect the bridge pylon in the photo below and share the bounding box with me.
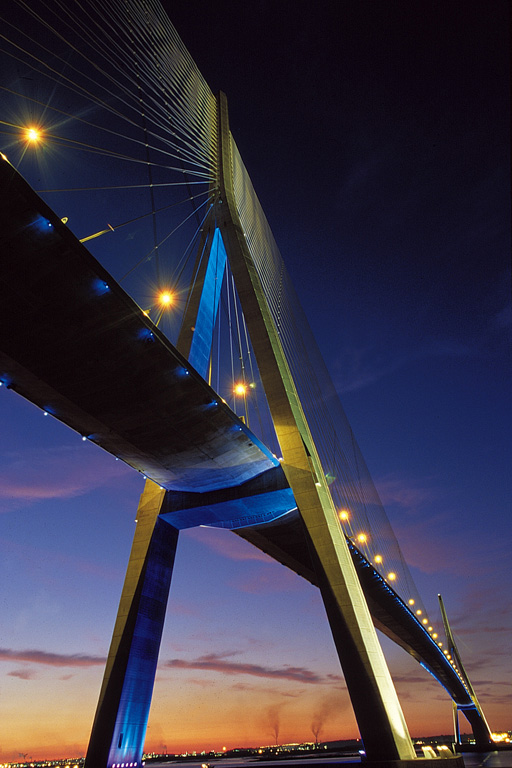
[82,91,467,768]
[438,594,492,749]
[85,480,179,768]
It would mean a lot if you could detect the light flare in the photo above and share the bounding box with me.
[25,126,42,142]
[158,290,174,306]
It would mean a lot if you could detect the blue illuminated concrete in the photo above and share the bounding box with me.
[85,483,178,768]
[188,227,227,378]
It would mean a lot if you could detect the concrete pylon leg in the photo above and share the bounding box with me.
[302,521,466,768]
[293,491,415,763]
[85,479,178,768]
[453,702,460,745]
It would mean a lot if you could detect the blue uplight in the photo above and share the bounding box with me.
[32,215,54,233]
[137,328,154,342]
[92,278,111,295]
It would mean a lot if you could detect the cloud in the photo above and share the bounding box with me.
[334,339,473,395]
[375,473,437,512]
[164,651,324,684]
[0,536,124,583]
[385,510,474,576]
[0,445,133,513]
[491,302,512,330]
[185,527,272,563]
[184,529,305,594]
[7,668,37,680]
[233,564,302,594]
[0,642,328,687]
[0,648,105,667]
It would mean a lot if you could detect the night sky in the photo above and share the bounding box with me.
[0,0,510,761]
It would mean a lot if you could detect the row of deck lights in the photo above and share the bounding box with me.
[338,506,464,679]
[338,509,398,584]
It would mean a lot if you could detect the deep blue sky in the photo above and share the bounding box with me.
[1,0,510,760]
[167,0,512,668]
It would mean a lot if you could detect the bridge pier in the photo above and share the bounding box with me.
[85,479,178,768]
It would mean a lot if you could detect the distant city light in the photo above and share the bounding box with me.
[491,732,511,743]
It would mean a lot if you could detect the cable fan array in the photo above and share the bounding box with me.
[1,0,436,628]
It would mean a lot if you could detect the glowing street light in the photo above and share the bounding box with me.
[339,509,349,521]
[25,126,42,142]
[158,290,174,307]
[387,571,397,581]
[357,533,367,544]
[374,554,383,564]
[234,382,248,396]
[153,289,175,327]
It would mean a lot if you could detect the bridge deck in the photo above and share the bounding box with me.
[0,157,277,492]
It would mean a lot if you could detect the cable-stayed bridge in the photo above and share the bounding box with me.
[0,1,496,766]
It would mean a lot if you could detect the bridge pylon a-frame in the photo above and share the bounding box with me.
[83,93,467,768]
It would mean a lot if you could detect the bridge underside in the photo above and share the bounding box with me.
[0,157,490,761]
[0,157,279,493]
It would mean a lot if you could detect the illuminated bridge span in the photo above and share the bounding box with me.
[0,2,491,767]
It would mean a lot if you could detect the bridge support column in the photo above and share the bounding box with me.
[281,480,414,764]
[85,479,178,768]
[459,705,493,748]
